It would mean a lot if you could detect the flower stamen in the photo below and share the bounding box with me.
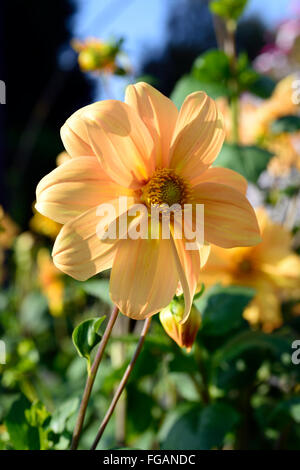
[141,168,190,207]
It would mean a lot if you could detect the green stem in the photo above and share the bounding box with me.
[231,94,240,144]
[70,305,119,450]
[90,317,152,450]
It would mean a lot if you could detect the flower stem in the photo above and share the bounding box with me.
[70,305,119,450]
[231,94,240,144]
[90,317,152,450]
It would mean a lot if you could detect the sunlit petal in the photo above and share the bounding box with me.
[193,182,261,248]
[170,92,225,180]
[36,157,135,224]
[125,82,178,168]
[110,237,178,319]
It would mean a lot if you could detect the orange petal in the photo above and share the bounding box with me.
[52,197,136,281]
[170,226,201,323]
[251,208,293,265]
[193,182,261,248]
[170,92,225,180]
[191,167,247,195]
[79,100,155,189]
[199,242,211,268]
[125,82,178,168]
[36,157,134,224]
[61,105,97,157]
[110,238,178,320]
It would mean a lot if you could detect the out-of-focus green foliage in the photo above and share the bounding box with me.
[209,0,248,21]
[214,144,273,183]
[1,237,299,449]
[171,49,275,109]
[271,116,300,135]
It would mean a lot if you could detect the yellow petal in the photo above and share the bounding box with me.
[170,92,225,180]
[125,82,178,168]
[198,244,233,289]
[243,282,282,333]
[36,157,134,224]
[252,208,293,265]
[170,226,201,323]
[199,242,211,268]
[191,167,247,195]
[110,238,178,320]
[263,254,300,289]
[52,197,136,281]
[193,182,261,248]
[79,100,155,189]
[61,105,97,157]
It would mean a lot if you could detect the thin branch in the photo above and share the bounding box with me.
[70,305,119,450]
[90,317,152,450]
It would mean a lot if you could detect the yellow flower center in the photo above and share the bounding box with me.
[141,168,190,207]
[238,259,252,274]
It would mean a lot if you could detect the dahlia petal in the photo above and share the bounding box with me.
[52,197,136,281]
[80,100,155,188]
[193,182,261,248]
[125,82,178,168]
[36,157,134,224]
[191,167,247,194]
[110,237,178,320]
[170,92,225,180]
[61,107,97,157]
[170,225,201,323]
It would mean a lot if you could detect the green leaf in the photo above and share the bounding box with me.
[195,285,255,336]
[211,329,295,389]
[80,278,112,305]
[192,50,231,83]
[72,316,106,362]
[25,401,50,428]
[160,403,239,450]
[214,329,293,364]
[127,386,156,434]
[271,115,300,135]
[248,74,276,99]
[214,143,273,183]
[20,291,49,334]
[210,0,248,21]
[49,397,79,435]
[5,395,40,450]
[267,397,300,427]
[171,75,229,108]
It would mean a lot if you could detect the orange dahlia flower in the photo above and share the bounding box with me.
[199,208,300,332]
[36,83,260,320]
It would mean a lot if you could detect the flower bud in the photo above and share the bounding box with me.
[159,298,201,352]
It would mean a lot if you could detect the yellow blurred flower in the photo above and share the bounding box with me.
[217,74,300,175]
[200,208,300,332]
[72,38,121,74]
[30,205,61,240]
[160,297,201,352]
[0,206,19,249]
[37,248,64,317]
[0,206,19,284]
